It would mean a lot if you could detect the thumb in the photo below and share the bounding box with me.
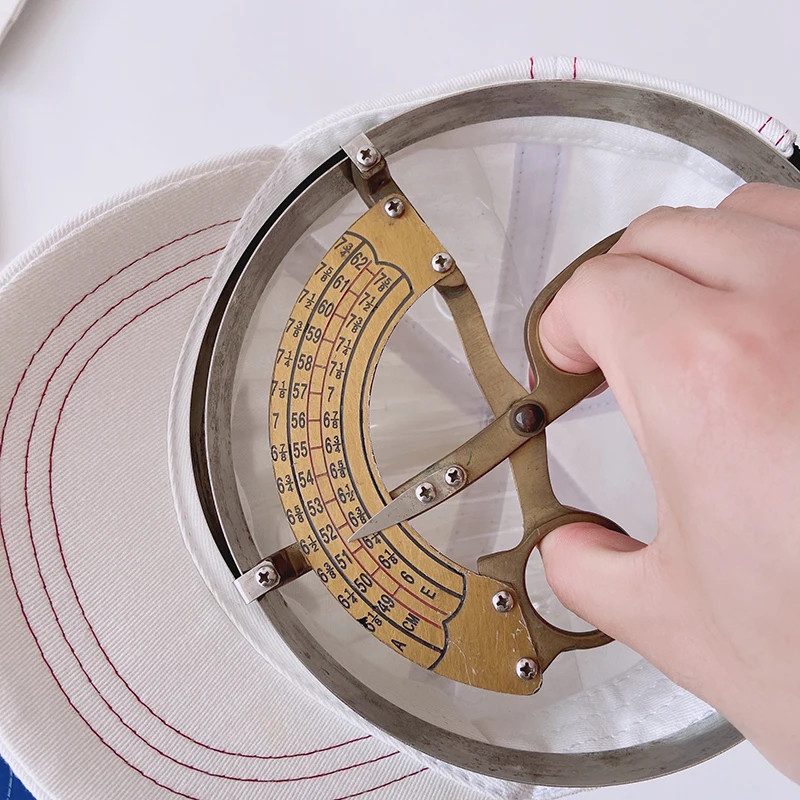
[539,522,655,644]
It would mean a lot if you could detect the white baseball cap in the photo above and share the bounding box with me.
[0,57,796,800]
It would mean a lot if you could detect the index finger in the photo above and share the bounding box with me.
[537,252,708,395]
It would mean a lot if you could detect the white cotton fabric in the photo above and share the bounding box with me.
[0,58,792,800]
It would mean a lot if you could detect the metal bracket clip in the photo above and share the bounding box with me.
[342,133,394,207]
[234,541,311,604]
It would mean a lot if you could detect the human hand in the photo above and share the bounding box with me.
[538,183,800,782]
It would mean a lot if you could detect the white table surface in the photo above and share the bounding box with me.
[1,1,798,798]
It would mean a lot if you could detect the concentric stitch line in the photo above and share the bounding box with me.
[8,275,405,796]
[30,271,399,778]
[0,219,424,797]
[3,219,365,758]
[332,767,428,800]
[26,244,374,764]
[1,282,207,799]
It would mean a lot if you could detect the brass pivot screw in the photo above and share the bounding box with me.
[516,657,539,680]
[512,403,546,435]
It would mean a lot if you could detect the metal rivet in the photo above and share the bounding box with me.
[415,482,436,503]
[516,657,539,680]
[431,252,453,273]
[512,402,546,435]
[444,465,465,488]
[492,590,515,612]
[384,197,405,218]
[356,146,379,167]
[256,563,280,589]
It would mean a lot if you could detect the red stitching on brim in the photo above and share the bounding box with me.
[30,239,368,759]
[17,274,397,787]
[0,221,407,797]
[332,768,428,800]
[1,282,208,800]
[6,219,365,753]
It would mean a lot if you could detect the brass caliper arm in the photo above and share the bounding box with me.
[434,267,562,535]
[352,231,624,542]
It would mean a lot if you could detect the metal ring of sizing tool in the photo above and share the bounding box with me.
[190,80,800,787]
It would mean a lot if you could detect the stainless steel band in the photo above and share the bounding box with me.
[190,79,800,786]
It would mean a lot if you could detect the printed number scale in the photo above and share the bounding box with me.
[245,135,628,695]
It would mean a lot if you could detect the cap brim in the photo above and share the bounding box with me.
[0,147,467,800]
